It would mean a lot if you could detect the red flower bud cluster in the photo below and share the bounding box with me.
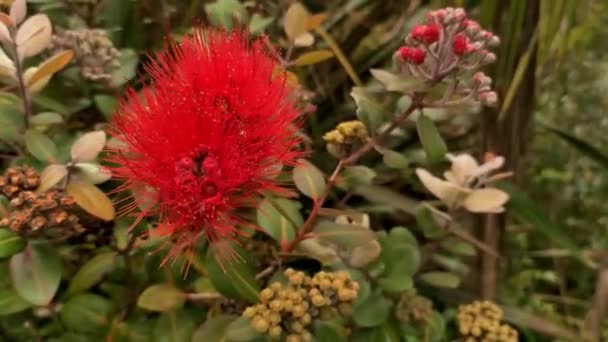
[398,46,426,65]
[395,7,499,75]
[392,8,500,108]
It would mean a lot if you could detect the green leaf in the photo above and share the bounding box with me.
[353,185,418,214]
[440,238,476,256]
[294,49,334,66]
[10,241,62,305]
[313,320,348,342]
[25,129,57,162]
[353,290,392,327]
[61,294,112,333]
[0,229,25,258]
[377,238,418,293]
[370,69,426,93]
[340,166,376,187]
[206,242,259,303]
[0,287,31,315]
[93,95,118,119]
[137,284,185,312]
[388,227,418,246]
[499,182,577,250]
[111,49,138,87]
[415,114,447,165]
[224,316,263,341]
[29,112,63,126]
[358,322,402,342]
[0,104,24,142]
[293,159,326,200]
[205,0,247,29]
[192,314,237,342]
[414,206,446,239]
[248,14,274,34]
[257,198,301,244]
[314,220,377,249]
[539,122,608,168]
[32,94,71,115]
[351,87,384,134]
[419,271,461,288]
[153,311,196,342]
[377,147,409,169]
[67,252,117,296]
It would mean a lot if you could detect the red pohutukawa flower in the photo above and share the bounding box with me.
[107,29,302,264]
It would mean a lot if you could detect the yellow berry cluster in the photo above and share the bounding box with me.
[395,290,433,326]
[242,268,359,342]
[457,301,518,342]
[323,120,368,145]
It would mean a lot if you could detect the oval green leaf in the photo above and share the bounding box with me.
[9,241,62,306]
[0,229,25,258]
[294,49,334,66]
[419,271,461,288]
[61,294,111,333]
[67,251,117,296]
[353,290,392,327]
[224,316,263,341]
[256,198,301,244]
[0,287,31,315]
[137,284,185,312]
[192,314,237,342]
[293,159,326,200]
[416,114,447,165]
[206,242,259,303]
[25,129,57,162]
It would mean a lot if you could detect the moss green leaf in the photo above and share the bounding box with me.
[293,159,326,200]
[25,129,57,162]
[137,284,185,312]
[206,242,259,303]
[61,294,111,333]
[67,252,117,296]
[10,242,62,305]
[416,114,447,165]
[0,229,25,258]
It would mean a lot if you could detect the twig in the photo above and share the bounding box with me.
[584,266,608,339]
[255,264,276,280]
[185,292,224,301]
[8,29,32,129]
[283,94,424,252]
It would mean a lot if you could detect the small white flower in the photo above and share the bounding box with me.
[416,153,509,213]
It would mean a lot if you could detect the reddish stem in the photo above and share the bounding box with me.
[283,93,424,252]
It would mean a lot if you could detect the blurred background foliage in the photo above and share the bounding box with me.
[0,0,607,341]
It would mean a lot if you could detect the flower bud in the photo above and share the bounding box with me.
[482,52,497,64]
[452,34,469,55]
[453,8,467,23]
[465,20,481,35]
[473,72,492,88]
[487,35,500,47]
[397,45,411,60]
[479,91,498,107]
[423,24,440,44]
[408,48,426,64]
[410,25,427,41]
